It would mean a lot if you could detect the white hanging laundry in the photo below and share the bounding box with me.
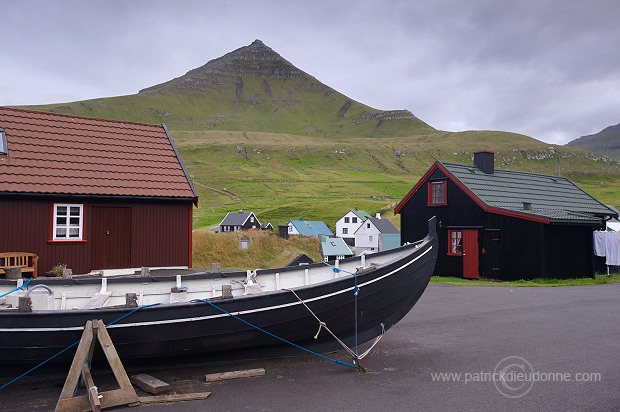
[604,231,620,266]
[593,231,607,257]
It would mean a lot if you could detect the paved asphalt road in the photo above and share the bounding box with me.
[1,283,619,411]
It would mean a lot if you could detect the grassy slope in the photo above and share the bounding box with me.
[193,230,322,269]
[175,129,620,231]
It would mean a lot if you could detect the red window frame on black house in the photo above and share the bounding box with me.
[447,229,463,256]
[428,181,447,206]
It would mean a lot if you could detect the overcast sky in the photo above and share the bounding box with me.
[2,0,619,144]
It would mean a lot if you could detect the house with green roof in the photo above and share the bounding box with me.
[394,151,618,280]
[335,209,372,245]
[320,236,354,262]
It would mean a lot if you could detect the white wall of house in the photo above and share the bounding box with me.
[354,220,380,254]
[287,222,301,235]
[335,211,364,241]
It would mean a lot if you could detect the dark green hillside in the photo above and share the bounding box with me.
[24,40,432,138]
[174,130,620,230]
[566,123,620,160]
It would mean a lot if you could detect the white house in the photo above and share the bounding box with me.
[353,213,400,255]
[335,209,371,245]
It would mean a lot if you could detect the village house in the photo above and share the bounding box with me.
[320,236,354,262]
[394,151,618,280]
[287,219,333,237]
[0,107,198,276]
[219,210,261,232]
[335,209,371,246]
[353,214,401,255]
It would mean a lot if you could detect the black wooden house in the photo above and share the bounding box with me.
[219,211,261,232]
[394,151,617,280]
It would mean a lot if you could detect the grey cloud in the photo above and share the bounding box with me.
[1,0,619,144]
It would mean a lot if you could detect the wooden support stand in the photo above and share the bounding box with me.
[55,319,139,412]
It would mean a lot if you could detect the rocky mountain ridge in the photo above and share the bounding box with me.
[566,123,620,160]
[25,39,432,136]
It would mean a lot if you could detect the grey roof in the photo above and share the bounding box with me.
[367,217,400,234]
[220,211,256,226]
[440,161,617,224]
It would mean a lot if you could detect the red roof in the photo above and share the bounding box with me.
[0,107,197,202]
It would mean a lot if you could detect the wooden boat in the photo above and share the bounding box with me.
[0,218,437,365]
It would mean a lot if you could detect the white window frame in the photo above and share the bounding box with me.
[0,129,7,155]
[53,203,84,241]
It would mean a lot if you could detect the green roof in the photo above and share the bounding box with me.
[440,161,616,224]
[351,209,371,220]
[321,236,353,257]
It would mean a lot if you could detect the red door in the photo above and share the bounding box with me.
[91,207,132,269]
[462,230,479,279]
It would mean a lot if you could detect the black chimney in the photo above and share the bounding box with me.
[473,151,495,174]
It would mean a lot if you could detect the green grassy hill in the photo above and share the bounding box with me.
[17,40,620,231]
[176,129,620,231]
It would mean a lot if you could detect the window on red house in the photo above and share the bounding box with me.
[53,203,84,241]
[428,181,447,206]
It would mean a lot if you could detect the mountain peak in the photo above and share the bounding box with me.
[140,40,309,93]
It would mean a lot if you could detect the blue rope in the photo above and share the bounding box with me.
[0,302,161,392]
[192,298,357,369]
[0,278,33,299]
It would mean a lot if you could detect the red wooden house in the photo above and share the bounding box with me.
[0,107,198,275]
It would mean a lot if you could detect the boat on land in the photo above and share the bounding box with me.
[0,218,438,365]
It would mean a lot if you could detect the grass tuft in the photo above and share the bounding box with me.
[192,230,322,270]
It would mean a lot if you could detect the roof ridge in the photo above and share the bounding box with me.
[439,160,570,180]
[0,106,162,129]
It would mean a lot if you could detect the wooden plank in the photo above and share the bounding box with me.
[82,292,111,309]
[94,320,136,392]
[138,392,211,404]
[205,368,265,382]
[58,320,94,400]
[130,374,170,395]
[56,387,139,411]
[81,364,97,404]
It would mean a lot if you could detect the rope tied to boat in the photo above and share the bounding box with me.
[0,277,33,299]
[285,288,385,372]
[0,302,161,392]
[321,260,376,371]
[191,298,358,370]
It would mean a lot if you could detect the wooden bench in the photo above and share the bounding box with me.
[0,252,39,279]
